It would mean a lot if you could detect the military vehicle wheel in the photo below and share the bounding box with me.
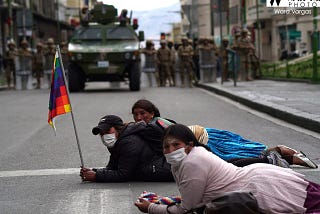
[68,64,85,92]
[129,62,140,91]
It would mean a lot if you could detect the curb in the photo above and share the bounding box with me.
[198,83,320,134]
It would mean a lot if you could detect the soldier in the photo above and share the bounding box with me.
[44,38,56,88]
[177,37,194,87]
[141,40,158,87]
[60,41,69,70]
[236,28,255,81]
[32,42,45,89]
[119,9,130,25]
[16,39,33,90]
[167,40,176,86]
[4,40,17,89]
[156,40,173,87]
[80,5,90,26]
[198,36,218,83]
[221,38,230,81]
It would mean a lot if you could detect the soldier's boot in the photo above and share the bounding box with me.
[154,72,160,87]
[188,72,194,88]
[180,72,185,88]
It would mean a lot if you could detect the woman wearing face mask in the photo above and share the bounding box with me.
[131,99,317,169]
[135,124,320,214]
[80,115,173,182]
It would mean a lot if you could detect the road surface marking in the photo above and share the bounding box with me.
[0,168,79,178]
[0,166,318,178]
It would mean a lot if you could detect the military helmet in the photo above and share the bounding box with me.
[36,42,43,47]
[222,37,229,42]
[7,40,16,47]
[47,38,54,44]
[241,28,249,34]
[146,39,153,45]
[20,39,28,46]
[181,36,188,41]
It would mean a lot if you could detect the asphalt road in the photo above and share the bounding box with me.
[0,80,319,213]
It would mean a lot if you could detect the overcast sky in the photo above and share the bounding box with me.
[102,0,180,12]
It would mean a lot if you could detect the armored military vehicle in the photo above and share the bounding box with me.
[68,4,144,91]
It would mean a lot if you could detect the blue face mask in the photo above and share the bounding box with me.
[164,148,187,166]
[101,133,116,148]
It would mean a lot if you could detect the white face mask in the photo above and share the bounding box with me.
[101,133,116,148]
[164,147,187,166]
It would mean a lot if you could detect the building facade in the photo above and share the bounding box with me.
[180,0,320,61]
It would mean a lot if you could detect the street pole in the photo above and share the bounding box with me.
[219,1,223,84]
[242,0,247,28]
[312,7,318,82]
[56,0,61,44]
[210,0,214,36]
[7,0,13,40]
[255,0,261,77]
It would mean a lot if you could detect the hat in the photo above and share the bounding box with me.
[92,115,123,135]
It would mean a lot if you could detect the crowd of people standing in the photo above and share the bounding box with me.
[2,38,69,90]
[141,28,260,88]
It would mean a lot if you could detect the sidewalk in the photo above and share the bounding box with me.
[198,79,320,133]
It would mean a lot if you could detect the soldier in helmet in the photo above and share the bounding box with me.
[80,5,90,26]
[156,40,173,87]
[4,40,17,89]
[198,36,218,83]
[119,9,130,25]
[16,39,33,89]
[167,40,176,86]
[141,40,158,87]
[177,37,194,87]
[236,28,255,81]
[60,41,69,69]
[32,42,45,89]
[44,38,56,88]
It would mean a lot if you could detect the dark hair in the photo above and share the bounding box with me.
[163,124,207,149]
[131,99,161,117]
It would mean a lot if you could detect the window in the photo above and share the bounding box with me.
[106,27,136,40]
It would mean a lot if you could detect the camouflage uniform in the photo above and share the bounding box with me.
[198,37,217,83]
[141,40,158,87]
[177,38,194,87]
[157,40,173,87]
[16,39,33,90]
[4,41,17,89]
[44,38,56,88]
[167,40,176,86]
[236,29,255,81]
[32,42,45,89]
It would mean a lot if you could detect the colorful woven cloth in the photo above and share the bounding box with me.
[139,191,181,205]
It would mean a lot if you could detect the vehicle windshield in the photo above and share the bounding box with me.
[73,27,102,40]
[106,26,136,40]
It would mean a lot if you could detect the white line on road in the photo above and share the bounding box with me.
[0,165,318,179]
[0,168,80,178]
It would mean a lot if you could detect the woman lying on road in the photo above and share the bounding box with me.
[134,124,320,214]
[131,99,318,168]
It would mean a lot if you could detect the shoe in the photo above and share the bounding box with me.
[293,152,318,169]
[267,151,290,168]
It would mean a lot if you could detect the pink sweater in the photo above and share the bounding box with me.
[148,147,309,214]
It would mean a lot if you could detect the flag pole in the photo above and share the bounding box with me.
[56,45,85,168]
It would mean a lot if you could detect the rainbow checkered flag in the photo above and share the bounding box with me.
[48,51,71,131]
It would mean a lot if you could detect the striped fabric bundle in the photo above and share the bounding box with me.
[139,191,181,205]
